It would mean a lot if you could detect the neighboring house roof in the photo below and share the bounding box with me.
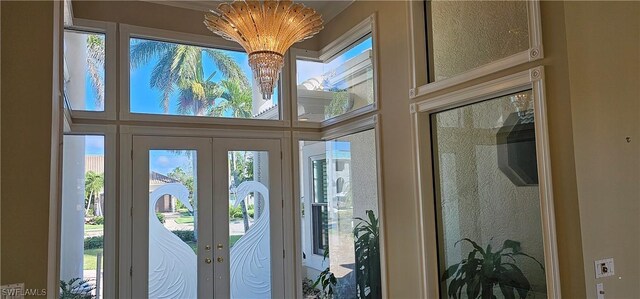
[85,154,179,185]
[150,171,180,185]
[85,155,104,174]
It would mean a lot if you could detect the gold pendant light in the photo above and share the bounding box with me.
[204,0,324,100]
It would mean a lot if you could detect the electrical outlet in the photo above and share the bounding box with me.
[595,258,615,278]
[596,283,605,299]
[0,283,25,299]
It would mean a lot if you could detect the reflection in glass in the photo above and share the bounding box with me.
[299,130,381,298]
[431,90,547,298]
[64,31,105,111]
[296,36,374,122]
[148,150,198,299]
[60,135,105,298]
[429,0,529,81]
[129,38,279,120]
[227,151,271,299]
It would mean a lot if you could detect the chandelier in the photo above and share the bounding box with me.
[204,0,324,100]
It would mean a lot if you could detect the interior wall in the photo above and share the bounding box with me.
[564,2,640,298]
[315,2,422,297]
[71,0,319,50]
[0,0,56,292]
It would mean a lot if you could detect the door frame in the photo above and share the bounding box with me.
[119,125,294,298]
[212,138,285,299]
[131,135,214,298]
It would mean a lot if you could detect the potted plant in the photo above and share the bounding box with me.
[442,238,545,299]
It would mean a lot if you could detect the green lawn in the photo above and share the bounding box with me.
[84,248,103,270]
[175,216,194,224]
[85,224,103,231]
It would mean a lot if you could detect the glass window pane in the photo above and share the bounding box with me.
[297,36,374,123]
[299,129,381,298]
[431,90,547,298]
[64,31,105,111]
[61,135,105,298]
[148,150,198,299]
[429,0,530,81]
[129,38,279,120]
[227,151,271,299]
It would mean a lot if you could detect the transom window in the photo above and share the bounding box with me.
[129,37,280,120]
[64,30,106,112]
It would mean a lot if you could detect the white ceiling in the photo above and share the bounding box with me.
[144,1,354,23]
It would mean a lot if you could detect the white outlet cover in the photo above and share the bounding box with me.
[595,258,615,278]
[596,283,605,299]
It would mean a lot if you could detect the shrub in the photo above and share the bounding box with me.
[86,216,104,225]
[156,213,165,223]
[229,205,244,219]
[84,236,103,250]
[171,230,195,243]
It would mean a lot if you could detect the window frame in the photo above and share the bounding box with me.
[64,18,117,121]
[119,24,290,127]
[60,123,117,299]
[290,14,379,129]
[309,156,329,257]
[292,114,386,298]
[408,0,544,98]
[410,67,561,298]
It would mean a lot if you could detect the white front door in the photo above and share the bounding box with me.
[131,136,283,298]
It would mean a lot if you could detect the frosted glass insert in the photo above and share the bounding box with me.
[430,0,529,81]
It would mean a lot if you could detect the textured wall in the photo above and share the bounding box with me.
[1,0,57,293]
[430,0,529,80]
[564,2,640,298]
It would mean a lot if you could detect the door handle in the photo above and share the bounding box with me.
[205,258,212,264]
[217,257,224,263]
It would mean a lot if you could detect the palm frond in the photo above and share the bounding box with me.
[203,49,250,89]
[130,39,174,68]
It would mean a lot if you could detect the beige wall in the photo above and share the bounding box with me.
[1,0,57,294]
[564,2,640,298]
[71,0,319,50]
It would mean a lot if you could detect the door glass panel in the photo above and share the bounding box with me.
[431,90,548,298]
[299,129,382,298]
[148,150,198,299]
[227,151,271,298]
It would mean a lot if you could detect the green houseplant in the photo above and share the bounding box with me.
[353,210,381,299]
[442,238,545,299]
[59,278,95,299]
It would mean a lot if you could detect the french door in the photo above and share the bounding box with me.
[131,136,284,298]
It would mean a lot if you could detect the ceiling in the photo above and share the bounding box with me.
[143,1,355,23]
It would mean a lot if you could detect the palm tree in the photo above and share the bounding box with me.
[210,79,253,118]
[84,171,104,216]
[86,34,105,109]
[129,39,249,115]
